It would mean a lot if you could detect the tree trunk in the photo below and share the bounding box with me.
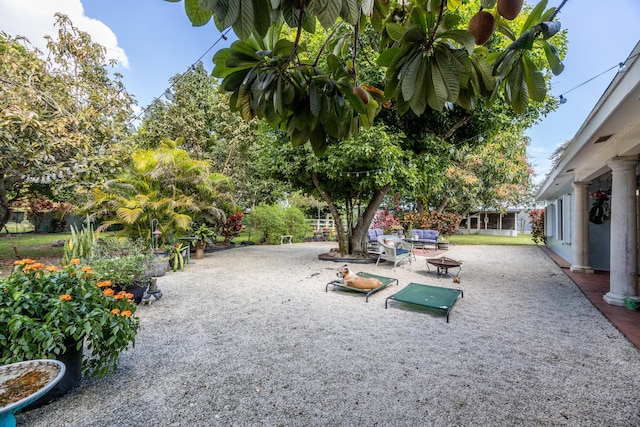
[311,172,391,255]
[347,185,391,255]
[437,197,448,213]
[0,172,11,232]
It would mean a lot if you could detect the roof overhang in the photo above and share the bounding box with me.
[537,41,640,200]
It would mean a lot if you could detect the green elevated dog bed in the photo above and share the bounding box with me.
[385,283,463,323]
[326,272,398,303]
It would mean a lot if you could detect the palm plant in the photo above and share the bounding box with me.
[82,138,232,246]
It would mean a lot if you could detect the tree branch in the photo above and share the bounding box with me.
[286,5,306,67]
[439,114,473,140]
[424,0,447,53]
[313,22,344,67]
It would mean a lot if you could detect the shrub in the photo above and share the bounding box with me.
[0,259,139,378]
[252,204,307,244]
[529,209,546,244]
[372,210,403,234]
[284,207,309,241]
[401,211,461,238]
[220,212,245,243]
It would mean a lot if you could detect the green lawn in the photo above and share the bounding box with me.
[448,233,536,246]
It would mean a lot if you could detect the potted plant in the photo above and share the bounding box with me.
[437,235,450,250]
[0,258,139,404]
[90,254,151,303]
[192,223,216,259]
[169,242,187,271]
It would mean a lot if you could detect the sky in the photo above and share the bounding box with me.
[1,0,639,182]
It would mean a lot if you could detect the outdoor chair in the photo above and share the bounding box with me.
[367,228,384,253]
[385,283,463,323]
[376,235,413,269]
[325,272,399,302]
[408,229,439,250]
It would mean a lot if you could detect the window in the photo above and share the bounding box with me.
[562,194,572,244]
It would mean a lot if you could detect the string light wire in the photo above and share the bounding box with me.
[556,53,639,103]
[132,28,232,122]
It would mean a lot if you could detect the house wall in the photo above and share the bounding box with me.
[587,181,612,270]
[544,182,575,265]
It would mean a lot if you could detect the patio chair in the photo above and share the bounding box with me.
[325,272,398,302]
[385,283,463,323]
[376,235,413,269]
[367,228,384,254]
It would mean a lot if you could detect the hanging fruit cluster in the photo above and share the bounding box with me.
[468,0,524,45]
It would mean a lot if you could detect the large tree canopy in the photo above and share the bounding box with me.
[168,0,566,154]
[135,63,286,208]
[0,14,134,231]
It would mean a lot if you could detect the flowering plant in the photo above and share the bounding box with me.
[590,189,610,201]
[0,259,140,377]
[372,210,403,234]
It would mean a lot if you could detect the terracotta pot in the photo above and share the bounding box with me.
[195,244,205,259]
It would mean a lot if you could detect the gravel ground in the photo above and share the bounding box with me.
[16,243,640,426]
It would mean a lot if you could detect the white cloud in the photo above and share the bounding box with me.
[0,0,128,68]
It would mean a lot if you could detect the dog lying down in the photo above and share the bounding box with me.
[337,265,382,290]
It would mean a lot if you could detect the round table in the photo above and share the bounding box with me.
[0,360,65,427]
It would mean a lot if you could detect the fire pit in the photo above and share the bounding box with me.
[426,257,462,278]
[0,360,65,427]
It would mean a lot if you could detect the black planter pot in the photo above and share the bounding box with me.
[123,283,146,304]
[23,337,83,411]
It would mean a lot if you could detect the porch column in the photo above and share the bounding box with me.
[604,156,639,305]
[571,181,594,273]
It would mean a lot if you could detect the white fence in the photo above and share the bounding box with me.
[306,218,335,231]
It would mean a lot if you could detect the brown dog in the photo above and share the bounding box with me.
[337,265,382,290]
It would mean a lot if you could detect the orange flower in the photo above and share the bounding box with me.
[121,310,132,317]
[103,288,115,297]
[14,259,36,265]
[113,294,125,299]
[60,294,72,301]
[124,293,134,299]
[70,258,81,265]
[24,263,45,271]
[111,308,120,315]
[81,266,93,274]
[96,280,113,288]
[46,266,59,272]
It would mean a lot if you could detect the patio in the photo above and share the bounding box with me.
[17,243,640,426]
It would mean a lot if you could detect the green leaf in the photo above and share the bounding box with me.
[495,23,516,41]
[402,26,427,44]
[309,84,321,116]
[385,23,406,42]
[523,54,546,102]
[401,52,422,102]
[310,0,341,29]
[184,0,213,26]
[480,0,496,8]
[340,0,360,25]
[252,0,271,37]
[506,59,528,113]
[538,39,564,75]
[438,30,475,55]
[309,125,328,156]
[214,0,240,29]
[424,60,440,111]
[409,57,428,115]
[232,0,255,41]
[538,21,561,40]
[434,48,460,102]
[520,0,547,34]
[377,47,399,67]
